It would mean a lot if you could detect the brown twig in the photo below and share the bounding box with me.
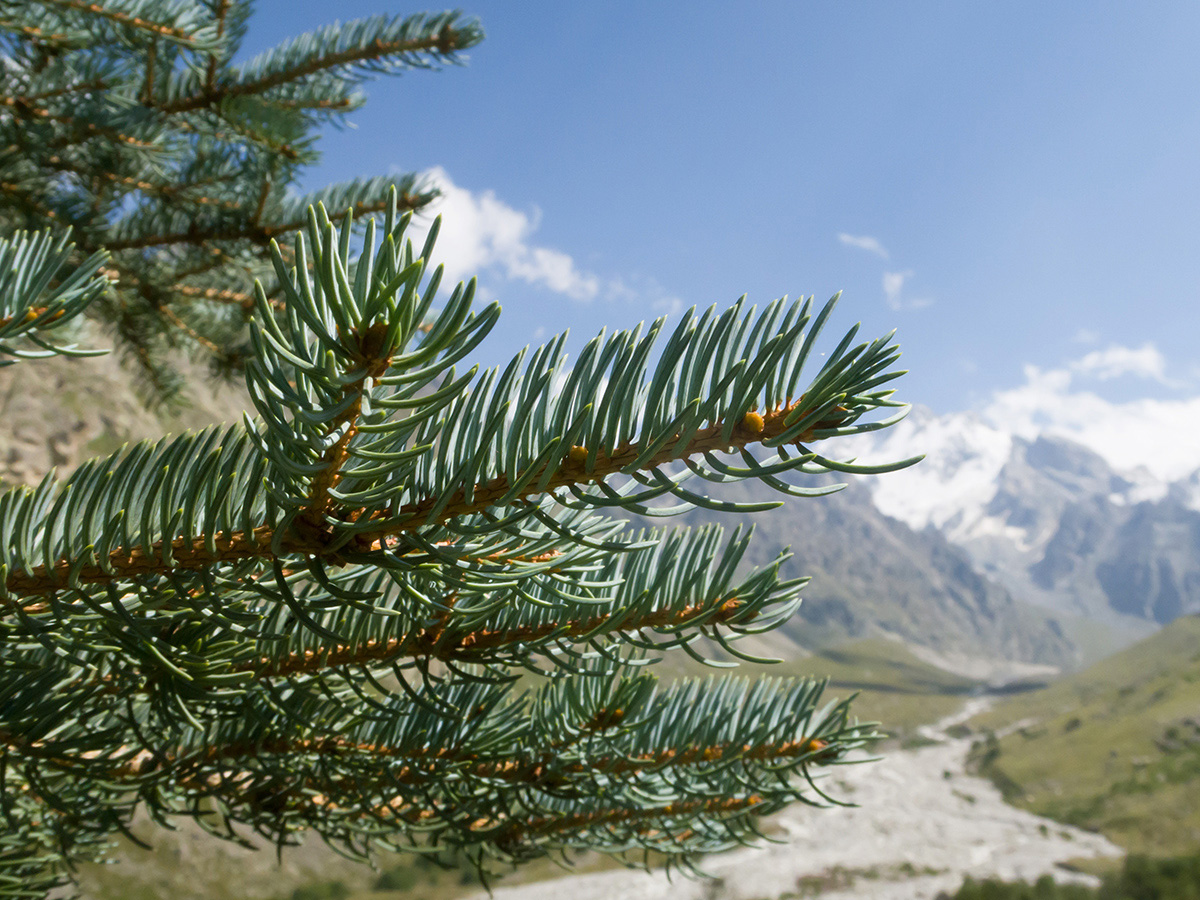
[5,100,159,148]
[159,304,220,353]
[205,0,231,91]
[40,0,206,44]
[253,594,747,679]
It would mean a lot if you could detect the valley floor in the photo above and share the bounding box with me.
[472,699,1123,900]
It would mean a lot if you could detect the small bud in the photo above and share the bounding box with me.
[568,445,588,467]
[740,410,765,436]
[714,598,744,622]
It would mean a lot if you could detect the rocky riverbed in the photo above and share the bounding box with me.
[472,699,1122,900]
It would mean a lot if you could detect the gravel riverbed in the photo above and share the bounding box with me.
[472,699,1122,900]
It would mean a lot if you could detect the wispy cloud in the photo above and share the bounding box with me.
[882,270,932,311]
[1069,343,1170,383]
[839,233,931,311]
[882,270,910,308]
[606,274,685,318]
[411,166,600,301]
[838,232,889,259]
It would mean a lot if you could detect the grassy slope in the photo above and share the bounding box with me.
[651,635,985,743]
[967,615,1200,858]
[769,637,983,742]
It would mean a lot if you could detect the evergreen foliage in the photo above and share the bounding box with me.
[1,0,480,400]
[1,3,919,898]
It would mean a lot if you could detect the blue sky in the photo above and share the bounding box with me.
[242,3,1200,458]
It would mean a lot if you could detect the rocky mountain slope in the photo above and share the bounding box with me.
[628,475,1075,670]
[851,405,1200,650]
[0,338,252,487]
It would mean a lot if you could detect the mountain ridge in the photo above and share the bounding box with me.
[851,405,1200,649]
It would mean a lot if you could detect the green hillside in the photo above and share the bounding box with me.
[772,637,985,741]
[967,615,1200,857]
[656,635,988,742]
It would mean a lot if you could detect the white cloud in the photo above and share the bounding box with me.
[411,166,600,301]
[1071,327,1101,344]
[838,233,889,259]
[836,234,933,311]
[1069,342,1170,383]
[606,274,685,318]
[981,345,1200,482]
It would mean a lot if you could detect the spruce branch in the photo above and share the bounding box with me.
[0,76,111,107]
[2,664,869,863]
[8,524,797,698]
[2,99,160,149]
[159,11,481,114]
[31,0,221,47]
[99,193,423,250]
[0,396,882,599]
[2,203,915,608]
[0,20,75,46]
[0,227,108,360]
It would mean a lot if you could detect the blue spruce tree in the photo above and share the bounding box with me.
[0,3,917,896]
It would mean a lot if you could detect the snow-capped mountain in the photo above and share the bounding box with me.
[850,405,1200,645]
[847,406,1173,543]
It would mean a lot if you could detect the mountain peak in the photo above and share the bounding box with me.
[850,406,1200,644]
[851,406,1183,537]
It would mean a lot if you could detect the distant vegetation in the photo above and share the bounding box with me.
[967,615,1200,856]
[657,636,992,743]
[772,638,986,741]
[273,850,485,900]
[939,853,1200,900]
